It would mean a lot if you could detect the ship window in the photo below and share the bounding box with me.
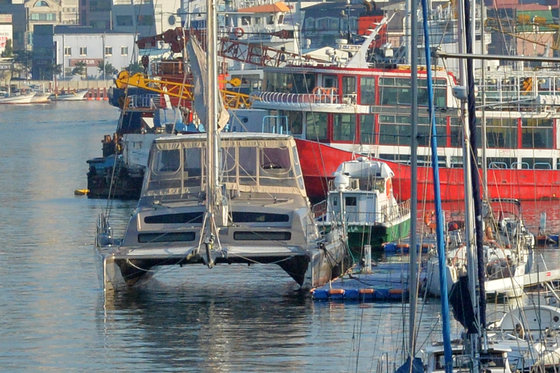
[488,157,516,169]
[305,112,328,141]
[231,212,290,222]
[379,77,412,106]
[359,114,375,144]
[323,75,337,88]
[486,118,518,148]
[379,114,410,145]
[138,232,196,243]
[260,147,294,186]
[145,212,203,224]
[230,146,257,186]
[182,147,202,186]
[267,15,274,25]
[522,158,553,170]
[360,77,375,105]
[333,113,356,142]
[286,111,303,134]
[345,197,357,206]
[154,149,180,173]
[234,231,291,240]
[342,76,356,96]
[521,118,553,149]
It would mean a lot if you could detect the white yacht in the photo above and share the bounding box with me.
[96,133,347,290]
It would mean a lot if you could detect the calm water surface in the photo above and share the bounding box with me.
[1,102,559,372]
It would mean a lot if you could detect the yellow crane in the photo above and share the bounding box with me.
[115,70,251,110]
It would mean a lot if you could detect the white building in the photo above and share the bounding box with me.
[0,14,12,55]
[53,26,137,79]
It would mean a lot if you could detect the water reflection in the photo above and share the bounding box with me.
[99,267,312,372]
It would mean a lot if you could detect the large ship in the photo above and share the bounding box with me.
[249,16,560,202]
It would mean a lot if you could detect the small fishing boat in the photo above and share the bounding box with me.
[0,92,36,104]
[317,157,411,254]
[31,92,52,103]
[52,89,89,101]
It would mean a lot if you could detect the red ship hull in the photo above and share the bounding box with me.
[295,139,560,202]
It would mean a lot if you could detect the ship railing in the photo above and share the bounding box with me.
[251,90,342,105]
[126,94,161,110]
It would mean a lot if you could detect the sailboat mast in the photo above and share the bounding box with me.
[464,0,487,332]
[206,0,219,225]
[408,0,419,362]
[419,0,453,370]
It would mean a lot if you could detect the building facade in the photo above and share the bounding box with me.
[53,26,136,79]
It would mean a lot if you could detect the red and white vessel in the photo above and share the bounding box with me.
[250,14,560,202]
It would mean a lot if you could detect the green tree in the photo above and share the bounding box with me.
[13,49,32,78]
[43,63,62,79]
[72,61,86,77]
[1,39,13,57]
[126,61,144,74]
[97,61,117,77]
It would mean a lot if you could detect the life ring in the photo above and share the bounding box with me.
[234,27,244,38]
[386,178,393,197]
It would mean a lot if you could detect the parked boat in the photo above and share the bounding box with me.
[31,92,52,103]
[96,133,347,290]
[95,4,347,291]
[0,92,36,104]
[316,157,410,253]
[51,89,89,101]
[487,304,560,371]
[248,8,560,202]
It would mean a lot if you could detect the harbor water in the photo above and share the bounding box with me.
[1,101,560,372]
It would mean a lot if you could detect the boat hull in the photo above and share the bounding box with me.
[0,93,36,104]
[347,218,411,251]
[295,139,560,202]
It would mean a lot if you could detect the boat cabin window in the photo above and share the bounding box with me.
[225,146,257,186]
[486,118,518,148]
[488,157,516,169]
[342,76,356,97]
[521,118,553,149]
[261,147,291,175]
[286,111,303,135]
[333,114,356,142]
[153,149,181,173]
[233,231,292,241]
[345,197,357,206]
[378,114,410,145]
[522,158,553,170]
[264,71,315,94]
[267,15,275,25]
[360,114,375,144]
[144,212,204,224]
[232,212,290,223]
[323,75,337,88]
[138,232,196,243]
[360,77,376,105]
[306,112,328,141]
[183,148,202,186]
[241,16,251,25]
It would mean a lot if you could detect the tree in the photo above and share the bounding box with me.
[97,61,117,78]
[13,49,32,78]
[126,61,144,74]
[72,61,86,77]
[1,39,13,58]
[43,63,62,80]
